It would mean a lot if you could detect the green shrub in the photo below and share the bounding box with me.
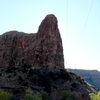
[24,88,50,100]
[60,91,74,100]
[33,93,42,100]
[90,92,100,100]
[23,94,34,100]
[0,89,12,100]
[41,92,50,100]
[23,92,42,100]
[25,87,33,94]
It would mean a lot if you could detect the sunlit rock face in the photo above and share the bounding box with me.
[0,14,64,69]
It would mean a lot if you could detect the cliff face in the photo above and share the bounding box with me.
[0,14,64,69]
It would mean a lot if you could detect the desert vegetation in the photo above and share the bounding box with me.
[0,89,12,100]
[90,92,100,100]
[0,88,100,100]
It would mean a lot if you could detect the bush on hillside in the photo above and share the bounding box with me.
[23,94,34,100]
[90,92,100,100]
[60,91,74,100]
[0,89,12,100]
[41,92,50,100]
[23,91,42,100]
[25,87,33,94]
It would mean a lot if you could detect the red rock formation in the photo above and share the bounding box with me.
[0,14,64,69]
[0,31,36,67]
[28,14,64,68]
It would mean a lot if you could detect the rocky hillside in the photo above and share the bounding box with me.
[0,14,97,100]
[68,69,100,90]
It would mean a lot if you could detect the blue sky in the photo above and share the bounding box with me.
[0,0,100,70]
[65,0,100,70]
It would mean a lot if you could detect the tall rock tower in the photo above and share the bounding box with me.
[34,14,64,68]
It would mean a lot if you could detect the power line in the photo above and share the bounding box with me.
[82,0,93,38]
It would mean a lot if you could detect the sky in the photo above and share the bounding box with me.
[0,0,100,70]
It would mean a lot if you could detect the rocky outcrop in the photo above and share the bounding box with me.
[68,69,100,90]
[0,66,96,100]
[0,14,64,69]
